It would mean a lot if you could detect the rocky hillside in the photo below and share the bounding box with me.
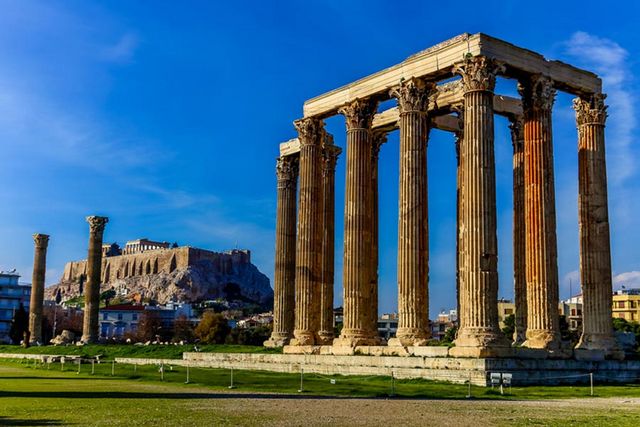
[45,258,273,309]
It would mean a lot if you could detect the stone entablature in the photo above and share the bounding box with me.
[122,238,171,255]
[61,246,252,285]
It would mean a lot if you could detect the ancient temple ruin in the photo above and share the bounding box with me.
[266,33,619,360]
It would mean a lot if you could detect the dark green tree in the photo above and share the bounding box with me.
[194,311,230,344]
[9,303,29,345]
[501,314,515,340]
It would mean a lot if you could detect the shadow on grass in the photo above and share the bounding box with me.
[0,416,65,426]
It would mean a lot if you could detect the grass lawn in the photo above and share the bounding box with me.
[0,343,281,359]
[1,361,640,426]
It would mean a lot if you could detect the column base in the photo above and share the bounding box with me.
[263,333,291,348]
[289,330,315,346]
[575,333,623,359]
[522,329,560,350]
[333,329,380,347]
[316,331,335,345]
[388,329,430,347]
[452,327,511,357]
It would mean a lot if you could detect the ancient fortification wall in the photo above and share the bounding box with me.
[61,247,251,284]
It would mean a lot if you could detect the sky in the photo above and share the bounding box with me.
[1,0,639,317]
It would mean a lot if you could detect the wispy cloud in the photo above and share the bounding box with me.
[100,32,139,63]
[613,271,640,290]
[563,31,636,185]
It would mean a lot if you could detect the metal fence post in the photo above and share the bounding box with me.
[185,365,190,384]
[298,367,304,393]
[590,372,594,396]
[111,360,115,376]
[228,367,235,389]
[390,371,396,397]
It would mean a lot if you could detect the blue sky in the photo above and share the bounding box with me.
[1,0,639,316]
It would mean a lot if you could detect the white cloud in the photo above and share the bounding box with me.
[613,271,640,290]
[100,33,139,63]
[563,32,636,185]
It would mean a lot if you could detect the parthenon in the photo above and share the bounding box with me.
[265,33,620,359]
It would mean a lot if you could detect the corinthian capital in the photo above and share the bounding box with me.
[508,115,525,149]
[453,55,504,93]
[338,97,378,130]
[86,216,108,234]
[276,155,299,183]
[390,78,436,114]
[573,93,607,126]
[322,145,342,177]
[518,74,556,113]
[32,233,50,248]
[294,117,324,147]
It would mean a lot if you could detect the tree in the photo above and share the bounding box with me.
[194,311,230,344]
[172,315,194,343]
[442,326,458,344]
[501,314,515,340]
[9,303,29,345]
[136,311,164,341]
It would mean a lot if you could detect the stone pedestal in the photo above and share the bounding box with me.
[318,143,341,344]
[519,75,561,350]
[81,216,108,344]
[573,94,619,357]
[28,233,49,345]
[388,78,435,347]
[265,156,298,348]
[451,56,509,352]
[291,118,324,346]
[334,98,380,347]
[510,117,527,345]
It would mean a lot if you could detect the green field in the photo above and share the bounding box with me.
[1,360,640,426]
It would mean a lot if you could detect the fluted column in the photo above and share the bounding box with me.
[81,216,108,343]
[265,155,299,347]
[454,110,464,325]
[291,118,324,346]
[451,56,509,356]
[29,233,49,344]
[518,75,561,350]
[574,94,619,356]
[389,78,436,347]
[510,116,527,345]
[370,132,387,339]
[334,97,379,347]
[318,141,341,344]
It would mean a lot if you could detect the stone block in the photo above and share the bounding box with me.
[409,346,450,357]
[449,346,513,358]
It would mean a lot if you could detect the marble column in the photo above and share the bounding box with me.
[518,75,561,350]
[81,216,108,343]
[451,56,509,356]
[265,155,299,347]
[29,233,49,344]
[573,94,619,356]
[318,142,341,344]
[389,78,436,346]
[291,117,324,346]
[510,116,527,345]
[334,97,379,347]
[370,132,387,339]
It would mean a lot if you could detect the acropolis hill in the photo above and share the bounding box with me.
[45,238,273,308]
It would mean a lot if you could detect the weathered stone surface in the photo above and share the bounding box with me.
[82,216,108,344]
[29,233,49,345]
[51,330,75,346]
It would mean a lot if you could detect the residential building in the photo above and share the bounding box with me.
[0,270,31,343]
[99,302,194,339]
[612,288,640,322]
[431,310,457,341]
[497,299,515,329]
[377,313,398,340]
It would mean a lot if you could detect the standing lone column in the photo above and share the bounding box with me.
[389,78,436,347]
[265,155,299,347]
[370,132,387,339]
[451,56,509,356]
[291,118,324,346]
[574,94,619,357]
[518,75,561,350]
[510,116,527,345]
[29,233,49,345]
[334,97,379,347]
[81,216,108,343]
[318,141,341,344]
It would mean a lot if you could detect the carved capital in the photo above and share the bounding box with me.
[371,131,388,162]
[32,233,49,248]
[573,93,607,127]
[86,216,108,234]
[294,117,324,147]
[338,97,378,130]
[322,145,341,177]
[518,74,556,113]
[509,115,525,150]
[390,78,436,114]
[276,155,299,184]
[453,55,504,93]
